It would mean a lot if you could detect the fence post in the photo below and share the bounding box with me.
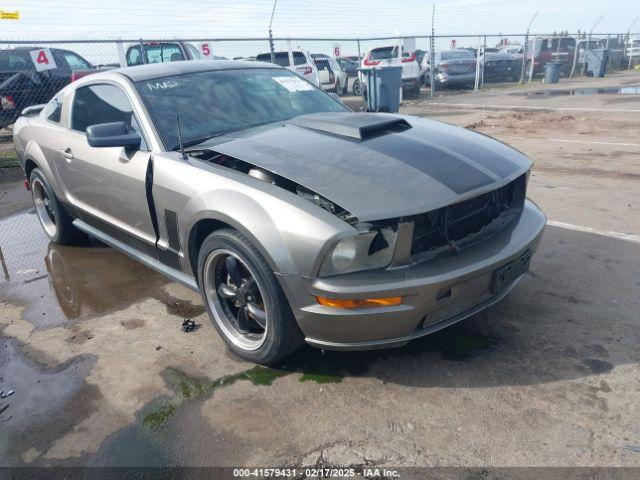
[480,35,486,91]
[357,39,361,60]
[139,39,148,64]
[429,35,435,98]
[520,33,529,83]
[474,36,482,92]
[269,29,275,63]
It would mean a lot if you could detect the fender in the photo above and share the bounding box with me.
[181,189,347,278]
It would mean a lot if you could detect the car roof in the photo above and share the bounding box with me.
[114,59,282,82]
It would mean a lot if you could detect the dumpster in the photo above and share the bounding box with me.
[544,62,561,83]
[584,49,609,77]
[359,66,402,113]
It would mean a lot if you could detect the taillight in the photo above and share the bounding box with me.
[329,71,335,83]
[363,55,380,66]
[1,94,15,110]
[71,70,93,82]
[439,63,450,71]
[298,66,312,75]
[402,53,416,63]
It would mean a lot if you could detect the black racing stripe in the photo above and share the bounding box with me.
[434,130,521,178]
[364,134,494,194]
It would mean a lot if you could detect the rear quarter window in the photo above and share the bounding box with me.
[42,97,62,123]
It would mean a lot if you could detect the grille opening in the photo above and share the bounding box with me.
[410,174,526,259]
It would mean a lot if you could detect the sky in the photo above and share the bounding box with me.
[1,0,638,40]
[0,0,637,63]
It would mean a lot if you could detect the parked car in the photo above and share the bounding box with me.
[124,41,202,66]
[336,57,359,77]
[500,46,524,60]
[313,57,348,95]
[361,46,421,98]
[422,50,477,87]
[0,47,94,129]
[481,50,522,82]
[525,36,576,76]
[255,50,319,86]
[14,60,545,363]
[626,39,640,66]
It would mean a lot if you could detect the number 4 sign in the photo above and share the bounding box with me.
[29,48,57,72]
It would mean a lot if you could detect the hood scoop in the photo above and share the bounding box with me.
[288,112,411,141]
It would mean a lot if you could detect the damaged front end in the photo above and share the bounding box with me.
[317,172,529,277]
[190,146,528,279]
[188,148,357,224]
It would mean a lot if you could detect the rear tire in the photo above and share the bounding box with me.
[30,168,82,245]
[197,228,304,364]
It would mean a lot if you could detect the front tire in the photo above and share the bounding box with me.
[197,229,304,364]
[30,168,81,245]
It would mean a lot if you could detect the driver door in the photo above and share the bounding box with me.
[57,82,156,255]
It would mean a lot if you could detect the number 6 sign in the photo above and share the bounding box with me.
[29,48,57,72]
[333,44,341,57]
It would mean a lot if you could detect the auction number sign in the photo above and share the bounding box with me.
[333,43,341,57]
[200,42,213,59]
[29,48,57,72]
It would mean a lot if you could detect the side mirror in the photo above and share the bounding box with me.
[86,121,141,149]
[328,92,342,103]
[21,104,46,116]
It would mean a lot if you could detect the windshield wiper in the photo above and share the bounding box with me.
[171,132,228,152]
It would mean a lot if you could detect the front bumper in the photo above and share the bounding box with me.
[278,200,546,351]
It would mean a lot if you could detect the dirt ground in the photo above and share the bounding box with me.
[1,71,639,472]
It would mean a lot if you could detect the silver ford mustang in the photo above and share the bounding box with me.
[13,60,546,363]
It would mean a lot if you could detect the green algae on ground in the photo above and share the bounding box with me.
[164,365,292,400]
[142,402,177,430]
[298,369,343,384]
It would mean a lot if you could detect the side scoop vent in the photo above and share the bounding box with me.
[289,112,411,141]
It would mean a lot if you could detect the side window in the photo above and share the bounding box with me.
[63,52,91,71]
[186,43,201,60]
[293,52,306,66]
[42,97,62,123]
[126,46,143,66]
[146,44,184,64]
[71,84,147,149]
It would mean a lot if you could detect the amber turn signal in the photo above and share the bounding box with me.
[316,296,402,309]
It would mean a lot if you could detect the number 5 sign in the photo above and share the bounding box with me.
[29,48,57,72]
[200,42,213,60]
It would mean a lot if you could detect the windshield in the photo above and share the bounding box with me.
[441,51,474,60]
[369,47,399,60]
[136,68,348,150]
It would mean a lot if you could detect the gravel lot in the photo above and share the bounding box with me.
[1,71,639,472]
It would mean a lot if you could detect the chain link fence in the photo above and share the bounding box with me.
[0,31,638,155]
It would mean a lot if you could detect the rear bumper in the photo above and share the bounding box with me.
[279,200,546,351]
[436,72,476,84]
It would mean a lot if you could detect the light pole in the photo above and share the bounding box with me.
[520,11,538,84]
[268,0,278,63]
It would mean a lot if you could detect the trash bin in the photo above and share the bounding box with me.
[584,49,609,77]
[359,66,402,113]
[544,62,561,83]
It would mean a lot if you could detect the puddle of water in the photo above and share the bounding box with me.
[514,86,640,97]
[0,340,96,464]
[0,210,169,328]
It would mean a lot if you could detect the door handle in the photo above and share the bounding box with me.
[62,148,74,160]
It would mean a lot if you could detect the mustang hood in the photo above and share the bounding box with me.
[212,112,531,221]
